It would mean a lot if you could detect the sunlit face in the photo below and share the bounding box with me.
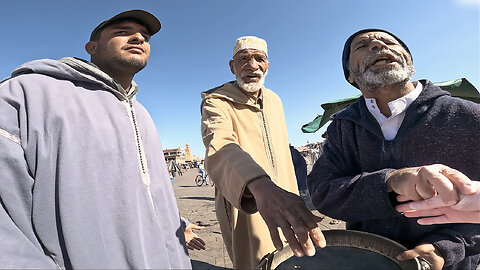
[86,21,151,76]
[348,31,414,88]
[229,49,269,92]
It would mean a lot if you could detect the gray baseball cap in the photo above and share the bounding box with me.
[90,9,161,40]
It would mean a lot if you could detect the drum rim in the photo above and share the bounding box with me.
[257,229,422,270]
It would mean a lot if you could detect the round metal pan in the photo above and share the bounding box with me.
[257,230,429,270]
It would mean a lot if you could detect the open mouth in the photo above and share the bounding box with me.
[245,74,261,79]
[370,54,397,66]
[242,72,263,82]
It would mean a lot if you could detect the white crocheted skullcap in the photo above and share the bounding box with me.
[233,36,268,58]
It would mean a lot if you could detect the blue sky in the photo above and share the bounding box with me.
[2,0,479,157]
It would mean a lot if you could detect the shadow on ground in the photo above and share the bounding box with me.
[180,196,215,201]
[191,260,232,270]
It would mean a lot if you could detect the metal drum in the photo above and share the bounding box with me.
[257,230,429,270]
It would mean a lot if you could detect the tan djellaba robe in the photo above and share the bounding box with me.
[200,82,298,269]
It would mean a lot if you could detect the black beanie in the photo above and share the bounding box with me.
[342,28,412,88]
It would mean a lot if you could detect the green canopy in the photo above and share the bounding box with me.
[301,78,480,133]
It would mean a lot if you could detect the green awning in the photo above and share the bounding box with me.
[301,78,480,133]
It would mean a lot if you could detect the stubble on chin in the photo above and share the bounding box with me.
[114,56,148,74]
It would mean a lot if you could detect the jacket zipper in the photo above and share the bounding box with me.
[259,110,276,176]
[126,99,155,209]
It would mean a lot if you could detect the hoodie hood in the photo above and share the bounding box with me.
[9,57,137,100]
[201,81,265,110]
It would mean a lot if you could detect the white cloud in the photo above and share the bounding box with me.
[454,0,480,7]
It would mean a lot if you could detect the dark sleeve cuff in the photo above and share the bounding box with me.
[239,176,269,214]
[421,233,465,267]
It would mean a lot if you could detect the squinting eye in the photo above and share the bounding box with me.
[354,45,365,51]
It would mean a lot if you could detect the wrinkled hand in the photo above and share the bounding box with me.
[247,177,326,257]
[184,224,206,250]
[397,243,444,270]
[396,181,480,224]
[388,164,475,205]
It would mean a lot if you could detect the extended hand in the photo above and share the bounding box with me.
[394,166,480,224]
[396,181,480,224]
[397,243,444,270]
[247,177,326,257]
[184,224,206,250]
[388,164,475,204]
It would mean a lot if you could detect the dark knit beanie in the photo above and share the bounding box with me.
[342,28,412,88]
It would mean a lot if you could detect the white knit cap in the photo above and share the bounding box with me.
[233,36,268,58]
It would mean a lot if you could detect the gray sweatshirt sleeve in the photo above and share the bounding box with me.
[0,79,58,268]
[180,216,190,229]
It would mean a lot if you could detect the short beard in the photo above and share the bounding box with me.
[235,70,268,93]
[350,49,415,92]
[112,56,148,74]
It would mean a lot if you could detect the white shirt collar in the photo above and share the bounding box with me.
[365,82,423,140]
[365,82,422,122]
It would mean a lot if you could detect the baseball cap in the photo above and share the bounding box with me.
[90,9,161,40]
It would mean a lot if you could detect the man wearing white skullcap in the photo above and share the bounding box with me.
[200,36,325,269]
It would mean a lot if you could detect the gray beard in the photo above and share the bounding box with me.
[350,50,415,91]
[235,70,268,93]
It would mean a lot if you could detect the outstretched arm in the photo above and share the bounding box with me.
[247,177,325,257]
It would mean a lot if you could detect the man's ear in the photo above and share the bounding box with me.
[229,60,235,75]
[85,41,97,55]
[347,74,355,84]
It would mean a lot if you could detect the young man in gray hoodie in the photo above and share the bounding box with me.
[0,10,192,269]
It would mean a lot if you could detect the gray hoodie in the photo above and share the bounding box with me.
[0,57,192,269]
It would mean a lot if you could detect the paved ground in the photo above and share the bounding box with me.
[173,169,345,270]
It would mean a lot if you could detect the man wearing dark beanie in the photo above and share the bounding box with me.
[308,29,480,270]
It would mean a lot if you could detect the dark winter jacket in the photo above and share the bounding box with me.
[308,80,480,270]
